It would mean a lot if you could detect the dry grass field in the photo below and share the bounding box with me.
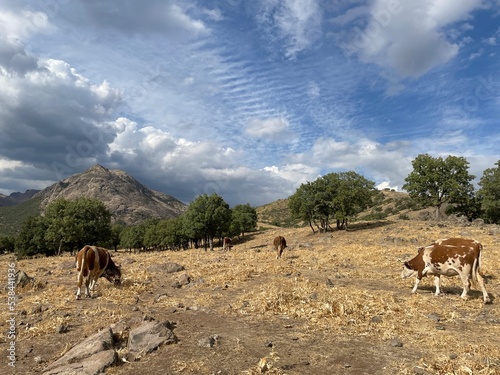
[1,219,499,374]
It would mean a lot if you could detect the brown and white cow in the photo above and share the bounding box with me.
[401,238,490,304]
[222,237,233,251]
[273,236,287,259]
[75,245,121,299]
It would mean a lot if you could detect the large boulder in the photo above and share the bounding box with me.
[43,328,116,375]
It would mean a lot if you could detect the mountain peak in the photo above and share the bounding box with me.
[85,164,111,174]
[35,165,186,225]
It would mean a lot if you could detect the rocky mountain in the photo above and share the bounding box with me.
[34,164,187,225]
[0,190,40,207]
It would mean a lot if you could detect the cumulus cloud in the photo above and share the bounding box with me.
[244,117,294,140]
[0,33,121,181]
[339,0,483,78]
[257,0,322,58]
[80,0,208,38]
[289,136,414,193]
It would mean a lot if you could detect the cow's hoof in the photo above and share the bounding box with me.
[76,295,80,300]
[484,298,492,304]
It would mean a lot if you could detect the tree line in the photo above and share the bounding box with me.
[1,154,499,256]
[4,194,257,257]
[289,154,500,233]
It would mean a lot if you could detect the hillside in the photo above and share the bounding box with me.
[256,189,428,228]
[3,219,499,374]
[34,164,187,225]
[0,196,42,236]
[0,189,39,207]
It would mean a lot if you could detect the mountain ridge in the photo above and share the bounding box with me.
[33,164,187,225]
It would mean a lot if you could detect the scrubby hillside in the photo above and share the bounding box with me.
[3,219,499,374]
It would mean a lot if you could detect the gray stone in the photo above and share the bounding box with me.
[197,335,219,348]
[127,320,177,360]
[390,338,403,347]
[16,270,34,287]
[44,350,117,375]
[164,262,185,273]
[43,328,115,374]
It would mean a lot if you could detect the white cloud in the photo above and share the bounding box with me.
[257,0,322,58]
[339,0,484,78]
[79,0,208,39]
[244,117,293,140]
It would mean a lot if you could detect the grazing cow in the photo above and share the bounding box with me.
[401,238,490,304]
[75,245,121,299]
[273,236,287,259]
[222,237,233,251]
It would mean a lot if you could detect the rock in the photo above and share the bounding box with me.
[473,218,485,227]
[197,335,219,348]
[127,320,177,360]
[178,273,191,285]
[427,313,441,322]
[43,328,116,374]
[164,262,185,273]
[148,262,185,274]
[390,338,403,347]
[16,270,34,287]
[44,350,117,375]
[56,324,69,334]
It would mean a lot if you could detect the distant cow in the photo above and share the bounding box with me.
[222,237,233,251]
[273,236,287,259]
[75,245,121,299]
[401,238,490,304]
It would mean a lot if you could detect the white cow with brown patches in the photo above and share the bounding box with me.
[401,238,491,304]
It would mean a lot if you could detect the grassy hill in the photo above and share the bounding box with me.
[256,189,427,228]
[0,196,42,236]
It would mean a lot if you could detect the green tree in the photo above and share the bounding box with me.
[327,171,377,229]
[119,224,146,251]
[402,154,475,220]
[0,235,15,253]
[183,193,231,250]
[478,160,500,224]
[289,181,319,232]
[230,204,257,237]
[44,198,112,254]
[156,217,188,250]
[289,171,376,233]
[15,216,51,257]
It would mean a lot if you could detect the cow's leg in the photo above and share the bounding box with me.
[459,272,471,300]
[433,276,441,296]
[475,272,491,304]
[411,277,420,294]
[76,272,83,300]
[84,277,92,298]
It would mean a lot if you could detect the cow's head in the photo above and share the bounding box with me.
[102,265,122,285]
[401,261,415,279]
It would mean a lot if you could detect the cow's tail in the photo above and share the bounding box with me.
[472,243,484,283]
[78,245,91,274]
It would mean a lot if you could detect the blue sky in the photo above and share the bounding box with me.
[0,0,499,206]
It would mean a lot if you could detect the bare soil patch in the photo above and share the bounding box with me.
[1,220,499,374]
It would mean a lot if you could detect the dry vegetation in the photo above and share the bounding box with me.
[1,219,499,374]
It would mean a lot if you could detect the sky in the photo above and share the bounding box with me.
[0,0,499,207]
